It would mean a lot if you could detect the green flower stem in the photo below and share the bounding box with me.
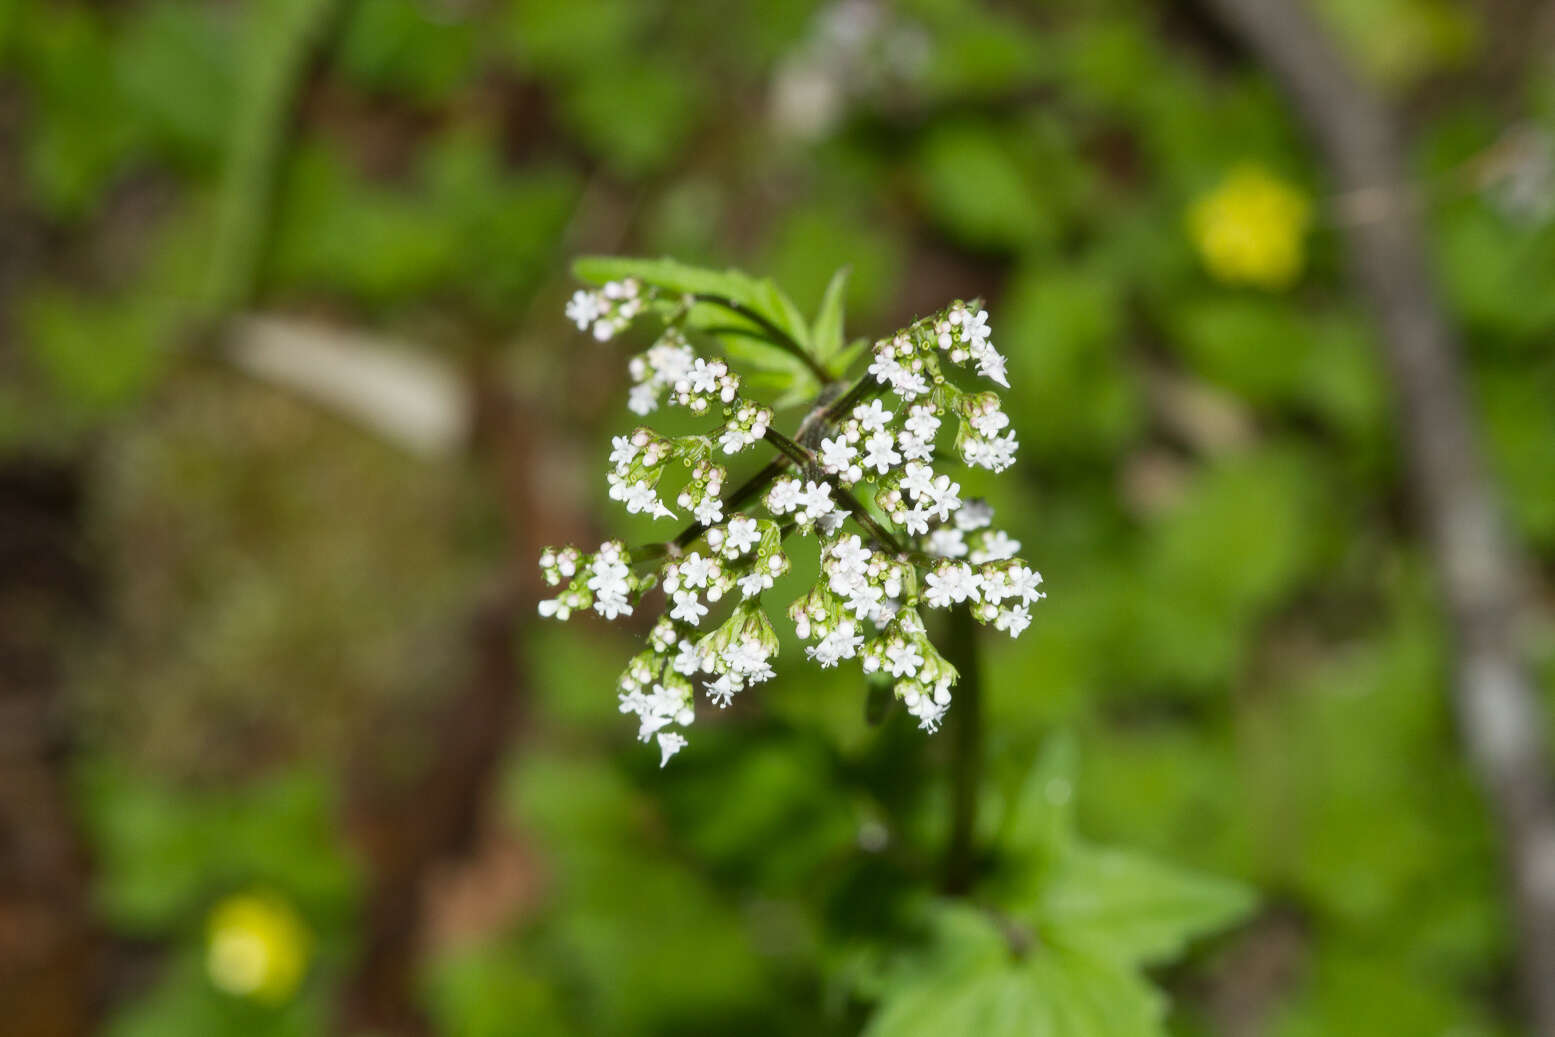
[677,456,792,547]
[761,428,905,556]
[942,605,984,894]
[632,455,795,563]
[630,373,904,565]
[691,294,832,383]
[821,373,884,423]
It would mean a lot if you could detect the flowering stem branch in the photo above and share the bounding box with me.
[676,456,792,548]
[760,425,819,470]
[692,294,832,384]
[942,606,983,895]
[631,455,797,565]
[821,373,884,423]
[761,427,905,556]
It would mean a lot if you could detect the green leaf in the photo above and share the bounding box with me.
[1002,733,1080,858]
[863,904,1165,1037]
[999,735,1255,967]
[812,266,850,363]
[80,761,357,934]
[830,338,872,377]
[913,124,1053,253]
[572,255,813,353]
[1036,846,1256,967]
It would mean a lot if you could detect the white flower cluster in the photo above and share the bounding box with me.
[953,391,1018,474]
[567,278,647,343]
[674,459,727,526]
[625,330,695,415]
[935,302,1007,386]
[718,399,773,455]
[541,283,1044,765]
[766,476,840,531]
[606,430,677,519]
[539,541,651,622]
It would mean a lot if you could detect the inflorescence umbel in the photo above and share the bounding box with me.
[540,266,1044,766]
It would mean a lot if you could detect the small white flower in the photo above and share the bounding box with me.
[1007,565,1045,605]
[969,407,1009,438]
[892,369,929,399]
[725,637,776,683]
[680,553,715,588]
[806,621,863,667]
[829,535,870,579]
[595,594,633,620]
[673,640,702,675]
[926,528,968,559]
[694,496,723,525]
[622,480,675,518]
[897,431,933,462]
[905,406,941,441]
[923,563,981,608]
[995,605,1031,637]
[861,430,902,474]
[902,506,932,536]
[975,346,1010,388]
[819,436,860,480]
[706,673,738,707]
[905,690,948,732]
[565,290,601,330]
[954,500,994,531]
[868,351,902,385]
[657,731,688,766]
[738,571,773,598]
[922,475,961,521]
[900,461,937,502]
[985,432,1018,471]
[670,590,708,625]
[971,530,1020,563]
[719,425,751,454]
[844,581,885,619]
[609,434,640,469]
[724,516,760,556]
[767,477,803,515]
[963,308,992,350]
[883,641,924,678]
[854,399,893,432]
[797,480,836,524]
[628,382,660,415]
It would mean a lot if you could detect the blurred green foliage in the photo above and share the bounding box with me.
[3,0,1552,1033]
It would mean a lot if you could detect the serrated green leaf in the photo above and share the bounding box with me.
[1026,948,1164,1035]
[1036,846,1255,967]
[864,903,1166,1037]
[812,266,850,362]
[572,255,813,353]
[716,334,806,374]
[865,964,1050,1037]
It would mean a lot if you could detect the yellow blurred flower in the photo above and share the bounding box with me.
[1188,164,1312,289]
[205,891,312,1004]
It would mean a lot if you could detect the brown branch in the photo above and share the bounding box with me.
[340,583,520,1037]
[0,460,105,1036]
[340,372,572,1035]
[1194,1,1555,1029]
